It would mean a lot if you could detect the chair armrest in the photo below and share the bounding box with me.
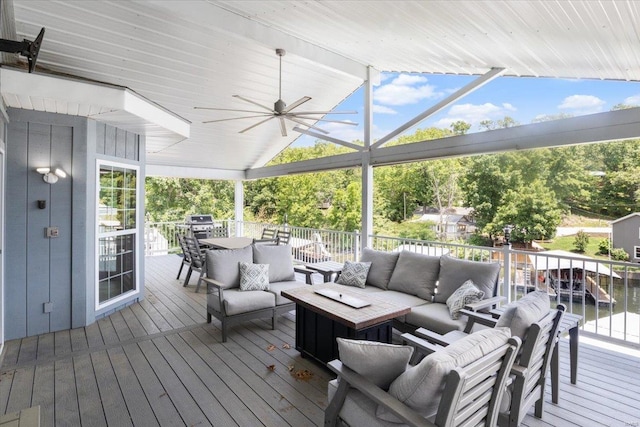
[326,360,436,427]
[200,276,225,290]
[458,309,499,328]
[465,296,505,312]
[412,328,456,347]
[400,333,440,355]
[293,266,315,285]
[510,363,528,379]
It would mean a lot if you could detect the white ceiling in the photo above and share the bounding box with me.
[4,0,640,177]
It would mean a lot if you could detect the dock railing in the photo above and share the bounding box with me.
[145,219,640,345]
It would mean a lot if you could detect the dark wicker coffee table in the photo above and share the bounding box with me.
[281,283,411,364]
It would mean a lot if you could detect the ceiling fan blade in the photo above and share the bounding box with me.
[291,110,358,115]
[286,116,329,134]
[279,118,287,137]
[282,96,311,113]
[233,95,275,113]
[293,115,358,126]
[195,107,272,114]
[202,114,272,124]
[239,116,276,134]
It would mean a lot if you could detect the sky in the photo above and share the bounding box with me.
[292,72,640,147]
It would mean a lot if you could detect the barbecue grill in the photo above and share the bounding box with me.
[184,214,214,239]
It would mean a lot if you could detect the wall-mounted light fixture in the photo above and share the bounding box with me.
[36,167,67,184]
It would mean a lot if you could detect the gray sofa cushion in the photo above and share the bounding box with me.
[360,248,399,289]
[267,280,305,306]
[206,246,253,289]
[211,288,275,316]
[496,290,550,340]
[253,243,295,283]
[337,338,414,390]
[388,251,440,300]
[405,303,468,335]
[376,290,430,322]
[434,256,500,303]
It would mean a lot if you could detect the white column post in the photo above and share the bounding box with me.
[234,180,244,237]
[361,66,375,253]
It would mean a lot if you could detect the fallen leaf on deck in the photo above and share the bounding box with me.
[287,365,295,372]
[292,369,314,381]
[266,344,276,352]
[267,364,276,372]
[282,343,291,349]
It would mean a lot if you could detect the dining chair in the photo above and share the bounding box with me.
[276,229,291,245]
[175,233,192,280]
[183,235,207,293]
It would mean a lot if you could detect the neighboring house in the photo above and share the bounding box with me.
[612,213,640,263]
[418,207,476,240]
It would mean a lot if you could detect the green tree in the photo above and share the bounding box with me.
[573,230,589,253]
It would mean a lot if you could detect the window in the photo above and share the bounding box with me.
[97,161,139,308]
[635,246,640,260]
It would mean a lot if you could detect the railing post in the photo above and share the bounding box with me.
[502,243,512,302]
[354,230,361,261]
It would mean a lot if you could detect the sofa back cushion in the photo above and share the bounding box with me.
[388,251,440,300]
[206,245,253,289]
[377,327,512,421]
[496,290,550,340]
[434,255,500,303]
[253,244,295,283]
[360,248,399,289]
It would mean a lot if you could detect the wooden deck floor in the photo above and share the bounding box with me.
[1,255,639,426]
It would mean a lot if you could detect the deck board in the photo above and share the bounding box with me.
[1,254,639,426]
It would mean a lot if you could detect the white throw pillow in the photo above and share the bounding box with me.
[446,280,485,319]
[335,261,372,288]
[337,338,414,390]
[238,262,269,291]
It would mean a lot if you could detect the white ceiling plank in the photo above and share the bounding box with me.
[145,164,245,180]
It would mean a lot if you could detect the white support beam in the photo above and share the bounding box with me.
[371,67,506,149]
[246,107,640,178]
[146,164,245,180]
[361,67,375,251]
[146,0,370,80]
[293,127,363,151]
[234,181,244,235]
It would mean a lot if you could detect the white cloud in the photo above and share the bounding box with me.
[558,95,606,114]
[431,102,518,129]
[623,94,640,105]
[372,104,397,114]
[373,74,441,106]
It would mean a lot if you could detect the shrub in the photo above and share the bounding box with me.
[611,248,629,261]
[573,230,589,253]
[598,238,611,255]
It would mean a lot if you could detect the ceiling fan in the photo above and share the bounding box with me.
[195,48,358,137]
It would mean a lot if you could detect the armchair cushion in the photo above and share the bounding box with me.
[496,290,550,340]
[336,261,372,288]
[337,338,414,390]
[206,246,253,289]
[377,327,512,422]
[211,288,276,316]
[252,243,295,282]
[435,256,500,303]
[388,251,440,300]
[405,303,468,335]
[446,280,484,319]
[360,248,399,289]
[239,262,270,291]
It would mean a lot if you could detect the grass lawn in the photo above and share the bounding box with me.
[538,235,610,260]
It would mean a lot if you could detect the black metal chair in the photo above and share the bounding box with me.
[175,233,192,280]
[183,236,207,293]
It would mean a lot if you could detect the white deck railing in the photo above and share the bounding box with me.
[145,220,640,346]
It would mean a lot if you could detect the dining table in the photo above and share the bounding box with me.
[199,236,253,249]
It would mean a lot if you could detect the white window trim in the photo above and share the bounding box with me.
[634,246,640,260]
[95,159,141,310]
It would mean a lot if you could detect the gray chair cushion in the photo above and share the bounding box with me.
[206,245,253,289]
[405,303,468,335]
[388,251,440,300]
[253,243,295,283]
[434,256,500,303]
[267,280,305,306]
[496,290,550,340]
[219,288,276,316]
[360,248,400,289]
[337,338,414,390]
[377,327,512,422]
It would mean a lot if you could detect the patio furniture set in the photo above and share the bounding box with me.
[176,236,576,426]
